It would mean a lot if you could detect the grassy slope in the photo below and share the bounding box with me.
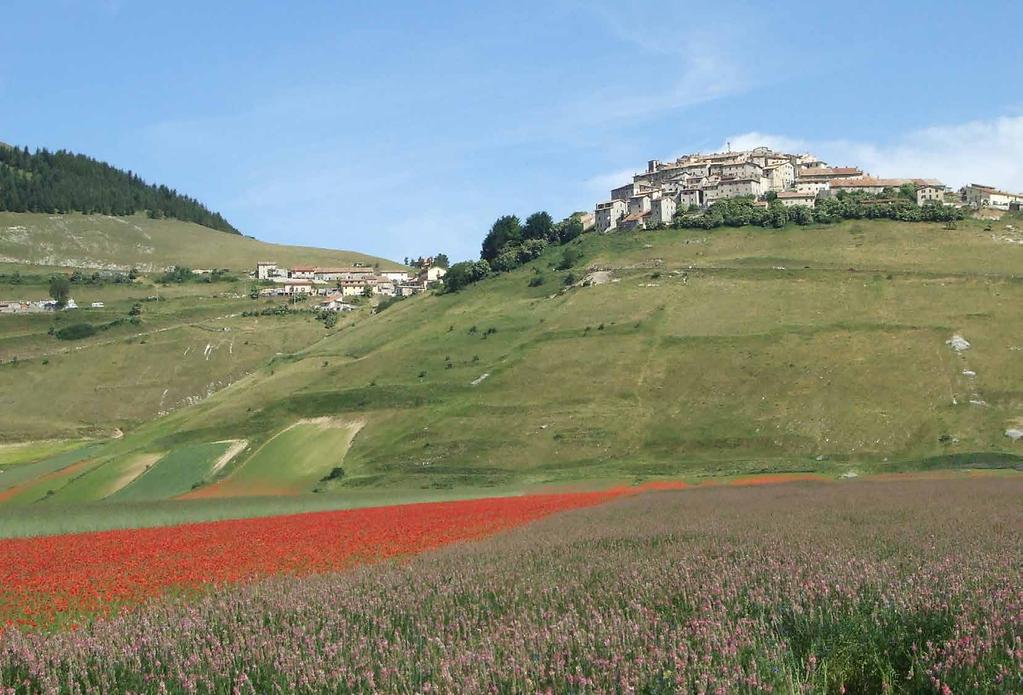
[57,216,1022,501]
[0,272,362,440]
[0,212,399,272]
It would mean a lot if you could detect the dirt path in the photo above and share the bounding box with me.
[104,453,164,498]
[208,439,249,476]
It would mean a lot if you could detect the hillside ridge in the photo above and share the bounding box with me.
[0,143,238,234]
[8,214,1017,506]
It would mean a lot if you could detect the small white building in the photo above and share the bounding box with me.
[677,189,703,209]
[611,182,641,201]
[764,162,795,192]
[423,266,447,283]
[256,262,278,280]
[628,194,653,217]
[320,295,356,312]
[90,301,105,309]
[595,199,628,233]
[715,177,764,199]
[274,279,320,295]
[775,191,817,208]
[381,270,411,283]
[649,196,677,226]
[916,183,946,206]
[961,183,1023,210]
[794,180,830,196]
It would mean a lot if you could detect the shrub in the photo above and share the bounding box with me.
[556,246,581,271]
[444,260,491,292]
[55,323,97,341]
[375,295,405,313]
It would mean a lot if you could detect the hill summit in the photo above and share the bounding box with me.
[0,144,238,234]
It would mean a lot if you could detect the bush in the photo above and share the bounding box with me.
[55,323,97,341]
[528,274,545,287]
[375,295,405,313]
[556,246,581,271]
[443,260,491,292]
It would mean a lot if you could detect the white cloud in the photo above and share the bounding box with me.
[583,167,636,194]
[726,116,1023,192]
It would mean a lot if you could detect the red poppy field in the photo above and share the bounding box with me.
[0,490,626,629]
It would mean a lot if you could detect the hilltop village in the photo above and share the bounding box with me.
[253,259,446,310]
[594,145,1023,232]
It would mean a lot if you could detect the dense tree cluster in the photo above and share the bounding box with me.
[0,145,239,234]
[675,190,964,231]
[443,211,586,293]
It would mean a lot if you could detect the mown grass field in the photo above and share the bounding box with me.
[2,215,1022,526]
[0,211,396,272]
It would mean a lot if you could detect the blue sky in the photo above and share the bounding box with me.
[3,1,1022,262]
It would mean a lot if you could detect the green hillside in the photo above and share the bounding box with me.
[0,212,397,272]
[0,145,238,233]
[9,214,1020,518]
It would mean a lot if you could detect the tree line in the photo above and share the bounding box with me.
[435,187,967,294]
[0,145,239,234]
[444,212,586,292]
[674,188,963,230]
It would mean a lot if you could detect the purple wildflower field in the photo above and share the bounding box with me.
[1,478,1021,694]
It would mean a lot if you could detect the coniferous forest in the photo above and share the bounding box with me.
[0,144,239,234]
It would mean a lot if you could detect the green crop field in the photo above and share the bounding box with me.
[0,443,103,496]
[191,419,362,497]
[3,215,1023,532]
[111,441,233,501]
[0,439,84,468]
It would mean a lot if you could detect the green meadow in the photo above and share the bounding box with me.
[2,214,1023,534]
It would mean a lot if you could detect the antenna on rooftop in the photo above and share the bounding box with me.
[726,141,731,153]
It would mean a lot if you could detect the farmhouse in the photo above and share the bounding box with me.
[960,183,1023,210]
[775,191,817,208]
[319,295,355,312]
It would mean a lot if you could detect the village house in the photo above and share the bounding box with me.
[319,295,356,312]
[916,183,946,206]
[649,196,676,226]
[775,191,818,208]
[796,166,864,184]
[619,211,651,231]
[794,180,831,196]
[596,199,628,232]
[575,211,596,231]
[960,183,1023,210]
[255,261,280,280]
[628,193,653,217]
[422,266,447,283]
[828,177,945,198]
